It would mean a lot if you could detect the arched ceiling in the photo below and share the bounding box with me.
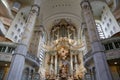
[39,0,108,35]
[40,0,82,35]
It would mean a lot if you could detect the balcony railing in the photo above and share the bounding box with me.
[83,50,92,61]
[26,53,40,66]
[0,42,40,67]
[83,37,120,62]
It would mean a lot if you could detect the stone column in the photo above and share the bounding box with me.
[70,53,73,74]
[6,3,40,80]
[74,55,77,71]
[80,1,112,80]
[6,44,27,80]
[55,54,57,75]
[45,53,50,73]
[50,55,53,74]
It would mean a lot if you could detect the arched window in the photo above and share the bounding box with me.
[96,22,106,39]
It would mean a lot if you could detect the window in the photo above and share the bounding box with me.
[101,11,103,14]
[113,26,116,31]
[105,28,107,31]
[21,22,23,25]
[108,43,113,49]
[104,16,106,20]
[14,36,17,40]
[17,28,21,32]
[104,44,109,50]
[110,31,113,35]
[103,6,105,9]
[96,23,105,39]
[15,24,17,29]
[104,43,114,50]
[114,41,120,48]
[109,18,112,23]
[23,16,26,20]
[18,39,21,42]
[11,32,14,36]
[0,46,6,52]
[21,12,23,15]
[8,47,13,53]
[107,23,109,27]
[0,46,3,52]
[102,21,104,24]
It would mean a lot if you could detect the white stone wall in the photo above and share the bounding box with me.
[5,7,30,43]
[101,5,120,38]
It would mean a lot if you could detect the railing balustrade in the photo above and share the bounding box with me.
[84,37,120,61]
[0,42,40,66]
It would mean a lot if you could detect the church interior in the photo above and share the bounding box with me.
[0,0,120,80]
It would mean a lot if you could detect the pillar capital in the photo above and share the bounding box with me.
[31,4,40,16]
[80,0,91,10]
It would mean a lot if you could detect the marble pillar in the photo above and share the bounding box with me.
[6,44,27,80]
[6,4,40,80]
[74,55,77,71]
[55,54,57,75]
[80,1,112,80]
[50,55,53,74]
[70,53,73,74]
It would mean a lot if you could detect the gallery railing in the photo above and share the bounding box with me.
[83,37,120,62]
[0,42,40,66]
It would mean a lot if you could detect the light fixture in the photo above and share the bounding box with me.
[5,64,7,66]
[114,62,117,64]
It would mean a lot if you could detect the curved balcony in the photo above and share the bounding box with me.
[83,50,94,68]
[0,42,16,62]
[102,37,120,60]
[83,37,120,67]
[26,53,40,67]
[0,42,40,67]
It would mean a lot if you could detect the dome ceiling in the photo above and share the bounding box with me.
[40,0,82,35]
